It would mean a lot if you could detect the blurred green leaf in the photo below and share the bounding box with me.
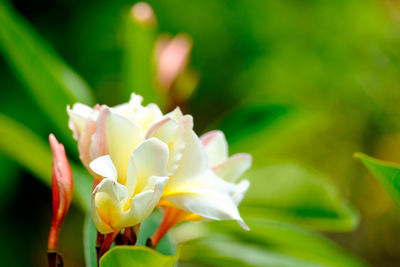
[136,210,175,256]
[355,152,400,207]
[0,113,91,210]
[181,234,322,267]
[100,246,177,267]
[241,163,359,232]
[214,104,331,167]
[205,219,367,267]
[83,213,98,267]
[0,2,94,145]
[121,5,161,106]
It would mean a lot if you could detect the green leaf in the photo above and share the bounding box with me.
[0,2,94,144]
[355,152,400,207]
[121,6,162,106]
[136,210,175,256]
[241,163,359,231]
[83,213,98,267]
[0,113,91,211]
[205,219,367,267]
[100,246,177,267]
[181,235,322,267]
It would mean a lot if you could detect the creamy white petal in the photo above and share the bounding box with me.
[121,176,169,227]
[126,138,169,195]
[167,116,208,189]
[214,153,252,182]
[146,117,178,143]
[164,189,249,230]
[200,130,228,167]
[133,103,163,131]
[146,117,184,175]
[231,179,250,205]
[67,103,94,140]
[91,179,128,234]
[105,110,142,185]
[89,155,118,181]
[127,137,169,196]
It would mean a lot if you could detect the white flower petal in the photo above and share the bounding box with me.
[126,138,169,195]
[167,116,208,189]
[146,117,178,143]
[121,176,169,227]
[200,130,228,167]
[91,108,143,185]
[214,153,252,182]
[164,189,248,230]
[67,103,94,140]
[89,155,118,181]
[91,179,128,234]
[231,179,250,205]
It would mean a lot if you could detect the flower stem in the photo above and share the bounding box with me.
[150,207,186,248]
[98,231,119,261]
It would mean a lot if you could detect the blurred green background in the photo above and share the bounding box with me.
[1,0,400,266]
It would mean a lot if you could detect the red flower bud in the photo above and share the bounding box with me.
[48,134,73,251]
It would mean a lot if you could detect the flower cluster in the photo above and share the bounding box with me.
[68,93,251,241]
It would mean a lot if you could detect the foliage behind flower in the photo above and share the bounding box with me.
[68,93,251,234]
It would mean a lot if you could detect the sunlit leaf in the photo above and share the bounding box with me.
[240,163,359,231]
[0,113,91,211]
[100,246,177,267]
[355,152,400,207]
[0,2,94,145]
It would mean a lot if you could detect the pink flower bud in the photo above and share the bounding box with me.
[48,134,73,251]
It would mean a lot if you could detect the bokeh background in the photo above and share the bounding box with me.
[1,0,400,266]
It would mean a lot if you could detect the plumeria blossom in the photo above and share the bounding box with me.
[67,93,250,236]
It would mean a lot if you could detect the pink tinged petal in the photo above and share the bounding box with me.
[167,116,208,189]
[90,108,110,159]
[200,130,228,167]
[146,117,182,175]
[146,117,178,142]
[91,179,128,234]
[89,155,118,181]
[78,119,96,170]
[164,190,249,231]
[122,176,169,227]
[231,179,250,205]
[67,103,93,140]
[214,153,252,182]
[126,138,169,196]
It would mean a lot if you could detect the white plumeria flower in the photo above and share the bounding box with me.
[67,93,250,233]
[89,138,169,234]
